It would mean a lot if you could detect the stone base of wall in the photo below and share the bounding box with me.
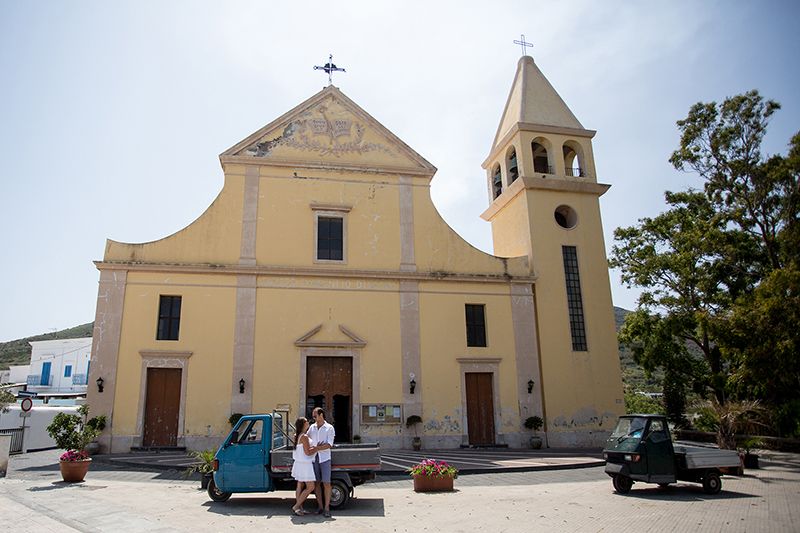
[545,429,610,448]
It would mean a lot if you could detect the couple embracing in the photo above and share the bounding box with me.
[291,407,336,517]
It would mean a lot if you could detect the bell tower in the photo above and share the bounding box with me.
[481,55,624,446]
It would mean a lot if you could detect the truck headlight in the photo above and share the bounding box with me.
[624,454,641,462]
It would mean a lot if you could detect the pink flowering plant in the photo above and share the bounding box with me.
[59,450,89,462]
[407,458,458,479]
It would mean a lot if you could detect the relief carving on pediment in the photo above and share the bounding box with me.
[244,98,393,158]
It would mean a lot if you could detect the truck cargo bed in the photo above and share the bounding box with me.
[270,443,382,474]
[674,444,741,470]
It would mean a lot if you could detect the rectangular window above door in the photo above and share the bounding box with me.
[157,295,182,341]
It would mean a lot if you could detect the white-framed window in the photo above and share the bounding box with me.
[311,204,351,264]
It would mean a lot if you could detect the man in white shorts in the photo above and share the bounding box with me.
[308,407,335,517]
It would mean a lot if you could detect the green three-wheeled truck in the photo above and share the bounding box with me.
[604,414,742,494]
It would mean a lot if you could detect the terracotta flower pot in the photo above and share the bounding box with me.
[413,474,454,492]
[59,458,92,482]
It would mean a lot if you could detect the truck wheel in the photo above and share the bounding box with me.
[329,479,350,509]
[612,475,633,494]
[207,477,232,502]
[702,471,722,495]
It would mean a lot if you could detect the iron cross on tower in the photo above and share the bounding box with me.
[314,54,346,86]
[513,34,533,56]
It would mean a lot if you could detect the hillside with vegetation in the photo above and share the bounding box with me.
[0,323,93,371]
[614,306,662,393]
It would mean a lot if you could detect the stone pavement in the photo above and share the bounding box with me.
[1,449,799,531]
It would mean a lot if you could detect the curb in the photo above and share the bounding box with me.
[93,454,607,476]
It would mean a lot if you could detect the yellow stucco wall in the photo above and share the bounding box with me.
[413,186,529,276]
[525,188,624,437]
[255,167,402,270]
[113,272,237,439]
[418,282,518,437]
[251,280,402,415]
[104,175,244,265]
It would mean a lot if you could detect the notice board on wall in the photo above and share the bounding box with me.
[361,404,402,424]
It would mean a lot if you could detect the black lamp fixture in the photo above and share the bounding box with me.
[527,379,535,394]
[96,376,104,393]
[239,378,246,394]
[409,372,416,395]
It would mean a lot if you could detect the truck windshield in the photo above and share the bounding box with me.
[610,417,647,441]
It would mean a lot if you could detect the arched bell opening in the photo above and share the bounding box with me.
[531,139,552,175]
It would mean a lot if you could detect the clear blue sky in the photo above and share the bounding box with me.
[1,1,798,341]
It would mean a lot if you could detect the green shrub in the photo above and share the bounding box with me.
[692,406,718,432]
[624,392,664,415]
[46,406,99,452]
[524,416,543,431]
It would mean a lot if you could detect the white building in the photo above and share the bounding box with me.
[27,338,92,394]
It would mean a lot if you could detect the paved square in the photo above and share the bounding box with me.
[1,450,798,532]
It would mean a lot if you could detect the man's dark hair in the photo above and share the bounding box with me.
[313,407,326,419]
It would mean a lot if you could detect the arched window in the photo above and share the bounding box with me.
[563,142,585,177]
[492,164,503,199]
[507,147,519,184]
[532,141,550,174]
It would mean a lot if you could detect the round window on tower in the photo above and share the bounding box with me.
[554,205,578,229]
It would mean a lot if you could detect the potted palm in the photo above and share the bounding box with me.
[524,416,544,449]
[408,458,458,492]
[186,449,216,489]
[406,415,422,451]
[46,405,99,482]
[738,437,763,469]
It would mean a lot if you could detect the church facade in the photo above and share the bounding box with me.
[87,56,624,453]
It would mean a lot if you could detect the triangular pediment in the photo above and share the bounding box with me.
[294,324,366,348]
[222,86,436,176]
[492,56,586,151]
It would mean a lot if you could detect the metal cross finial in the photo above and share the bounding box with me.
[513,34,533,57]
[313,53,346,86]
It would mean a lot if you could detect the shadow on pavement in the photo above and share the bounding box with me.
[27,481,109,492]
[613,484,759,502]
[202,496,386,518]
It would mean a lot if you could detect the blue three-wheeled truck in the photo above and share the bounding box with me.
[207,413,381,509]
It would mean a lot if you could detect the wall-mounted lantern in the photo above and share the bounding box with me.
[409,372,416,395]
[239,378,246,394]
[527,379,535,394]
[96,376,104,393]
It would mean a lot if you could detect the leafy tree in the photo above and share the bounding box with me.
[613,90,799,441]
[611,191,742,403]
[0,390,14,413]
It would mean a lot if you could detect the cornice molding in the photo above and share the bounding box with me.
[481,175,611,221]
[95,261,537,284]
[139,350,193,359]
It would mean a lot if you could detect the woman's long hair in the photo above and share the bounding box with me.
[293,417,308,446]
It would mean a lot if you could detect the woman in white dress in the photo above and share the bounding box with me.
[291,417,317,515]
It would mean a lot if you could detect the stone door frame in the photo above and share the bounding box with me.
[457,357,502,446]
[299,347,361,440]
[136,350,192,448]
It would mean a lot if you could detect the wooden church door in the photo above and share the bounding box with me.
[143,368,181,447]
[306,357,352,442]
[465,372,495,445]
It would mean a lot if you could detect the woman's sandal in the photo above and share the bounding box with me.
[292,507,305,516]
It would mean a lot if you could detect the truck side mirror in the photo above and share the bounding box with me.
[227,430,239,446]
